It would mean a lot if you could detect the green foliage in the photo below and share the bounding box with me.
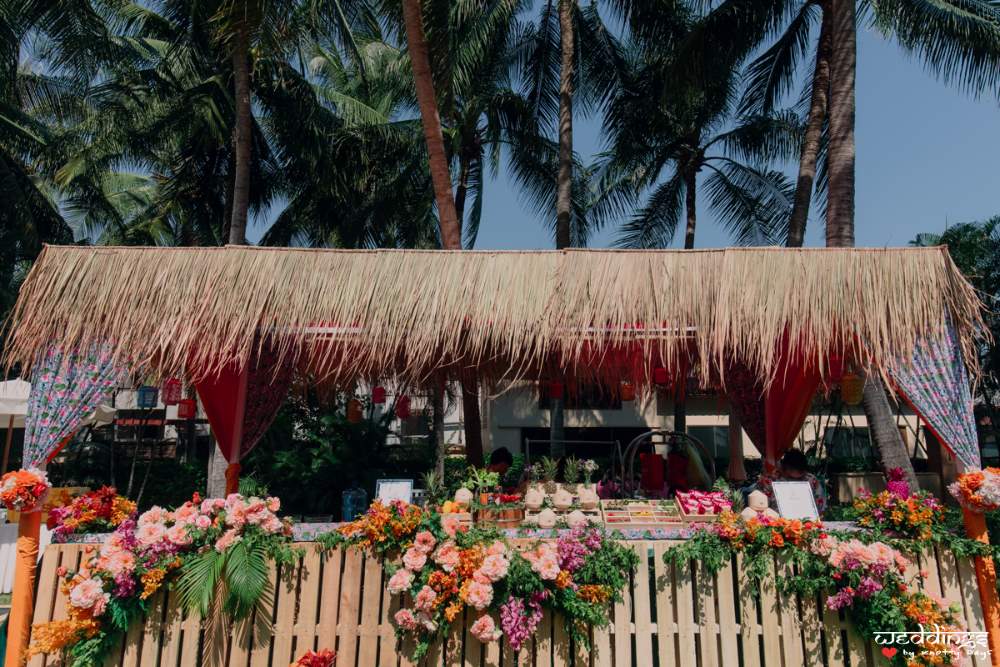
[502,454,525,488]
[464,467,500,492]
[539,456,559,482]
[563,456,580,484]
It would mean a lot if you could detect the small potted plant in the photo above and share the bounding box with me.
[563,456,580,493]
[526,463,543,493]
[497,492,524,527]
[540,456,559,494]
[581,459,598,490]
[466,468,500,525]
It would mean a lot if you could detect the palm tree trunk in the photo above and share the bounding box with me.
[863,377,919,490]
[229,23,252,246]
[401,0,461,250]
[825,0,917,486]
[825,0,855,247]
[786,9,831,248]
[555,0,574,249]
[683,168,697,249]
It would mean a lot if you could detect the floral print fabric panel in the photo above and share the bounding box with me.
[889,321,980,470]
[24,345,125,468]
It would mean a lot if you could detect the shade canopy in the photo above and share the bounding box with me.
[2,245,985,392]
[0,379,30,427]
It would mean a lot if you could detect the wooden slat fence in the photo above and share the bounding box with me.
[27,542,989,667]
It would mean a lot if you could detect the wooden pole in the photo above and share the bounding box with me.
[962,508,1000,666]
[2,415,13,474]
[4,509,41,667]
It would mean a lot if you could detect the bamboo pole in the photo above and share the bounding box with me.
[962,508,1000,666]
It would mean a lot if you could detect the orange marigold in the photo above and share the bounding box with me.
[28,617,100,657]
[577,585,611,604]
[140,568,167,599]
[555,570,573,589]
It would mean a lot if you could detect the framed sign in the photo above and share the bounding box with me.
[771,481,819,520]
[376,479,414,504]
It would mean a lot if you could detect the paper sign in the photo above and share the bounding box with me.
[376,479,414,504]
[771,481,819,520]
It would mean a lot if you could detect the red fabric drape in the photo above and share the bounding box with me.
[195,346,293,465]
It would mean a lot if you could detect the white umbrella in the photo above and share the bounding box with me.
[0,379,30,429]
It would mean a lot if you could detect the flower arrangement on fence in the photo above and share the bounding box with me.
[29,493,297,667]
[664,512,966,666]
[292,648,336,667]
[852,470,944,541]
[47,486,136,540]
[323,500,638,659]
[948,468,1000,512]
[0,467,50,512]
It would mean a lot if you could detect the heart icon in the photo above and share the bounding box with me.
[881,647,898,659]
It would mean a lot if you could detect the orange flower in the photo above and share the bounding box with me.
[769,532,785,548]
[555,570,573,589]
[444,600,463,622]
[578,585,611,604]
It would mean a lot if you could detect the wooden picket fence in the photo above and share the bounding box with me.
[27,541,990,667]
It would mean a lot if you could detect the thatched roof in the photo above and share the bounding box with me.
[1,245,986,388]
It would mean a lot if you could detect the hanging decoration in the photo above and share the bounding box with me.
[372,386,386,404]
[347,399,364,423]
[620,381,636,402]
[176,398,197,420]
[160,378,183,406]
[136,385,158,409]
[395,395,412,420]
[840,371,864,406]
[652,367,669,386]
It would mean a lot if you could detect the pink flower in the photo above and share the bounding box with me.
[137,506,167,526]
[470,614,502,643]
[387,569,414,595]
[486,541,507,557]
[413,531,437,554]
[441,515,466,538]
[414,585,437,612]
[194,515,211,530]
[394,608,419,631]
[173,504,199,526]
[166,524,192,546]
[201,498,225,514]
[524,543,560,580]
[98,550,135,577]
[266,497,280,513]
[403,547,427,572]
[69,577,109,613]
[214,528,241,553]
[136,522,167,546]
[417,613,437,632]
[262,516,283,533]
[476,554,509,583]
[463,580,494,610]
[433,542,461,572]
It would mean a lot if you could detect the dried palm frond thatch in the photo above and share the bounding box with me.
[1,245,985,389]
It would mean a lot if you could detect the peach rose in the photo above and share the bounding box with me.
[403,547,427,572]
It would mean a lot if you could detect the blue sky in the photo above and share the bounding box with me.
[472,26,1000,250]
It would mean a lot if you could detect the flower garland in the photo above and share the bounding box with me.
[664,512,967,666]
[948,468,1000,512]
[324,500,638,659]
[47,486,136,541]
[0,467,51,512]
[29,493,296,666]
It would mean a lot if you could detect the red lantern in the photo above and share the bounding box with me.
[621,381,636,402]
[653,367,669,386]
[161,378,183,406]
[395,395,411,419]
[347,398,364,423]
[177,398,197,419]
[549,381,564,400]
[372,386,387,404]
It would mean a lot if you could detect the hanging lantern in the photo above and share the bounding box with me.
[372,386,387,404]
[652,367,669,386]
[136,385,159,409]
[841,372,864,406]
[347,398,364,423]
[395,395,412,420]
[161,378,183,406]
[177,398,197,420]
[549,381,564,400]
[621,381,636,402]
